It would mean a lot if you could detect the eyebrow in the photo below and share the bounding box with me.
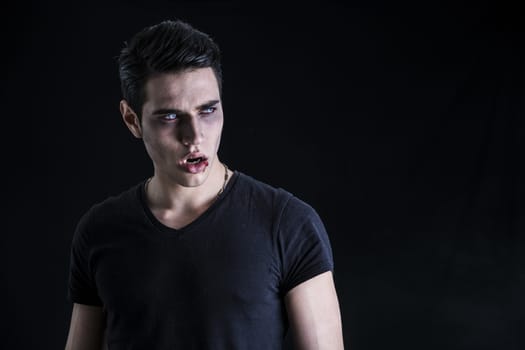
[151,100,220,115]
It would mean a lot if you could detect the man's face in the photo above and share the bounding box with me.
[139,67,224,188]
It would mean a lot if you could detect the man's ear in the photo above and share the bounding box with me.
[120,100,143,138]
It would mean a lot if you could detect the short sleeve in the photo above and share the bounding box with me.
[277,195,334,294]
[68,213,103,306]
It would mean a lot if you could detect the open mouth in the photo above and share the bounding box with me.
[186,156,204,164]
[182,153,209,173]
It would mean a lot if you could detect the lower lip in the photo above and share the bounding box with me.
[183,160,209,174]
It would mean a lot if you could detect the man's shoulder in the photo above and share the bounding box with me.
[76,181,143,231]
[232,171,321,223]
[234,171,294,204]
[235,172,320,220]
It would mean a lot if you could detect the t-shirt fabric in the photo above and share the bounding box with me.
[68,171,334,349]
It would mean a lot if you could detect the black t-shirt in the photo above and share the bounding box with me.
[68,171,334,349]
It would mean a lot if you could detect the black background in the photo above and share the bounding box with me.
[4,1,524,349]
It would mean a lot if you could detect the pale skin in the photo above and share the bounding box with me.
[65,68,344,349]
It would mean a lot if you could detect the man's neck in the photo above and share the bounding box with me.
[146,160,229,213]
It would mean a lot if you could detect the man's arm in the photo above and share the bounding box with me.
[285,271,344,350]
[65,303,106,350]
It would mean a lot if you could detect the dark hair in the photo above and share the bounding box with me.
[118,19,222,118]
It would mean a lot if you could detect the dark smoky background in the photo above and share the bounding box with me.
[3,1,523,349]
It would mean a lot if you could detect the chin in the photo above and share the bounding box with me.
[182,172,208,188]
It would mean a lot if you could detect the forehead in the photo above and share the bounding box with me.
[143,67,220,108]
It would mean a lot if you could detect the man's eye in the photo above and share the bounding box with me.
[162,113,177,121]
[201,107,216,114]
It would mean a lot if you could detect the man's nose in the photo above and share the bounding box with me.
[180,116,203,146]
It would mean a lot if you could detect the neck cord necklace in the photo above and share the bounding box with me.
[217,162,229,197]
[145,163,229,199]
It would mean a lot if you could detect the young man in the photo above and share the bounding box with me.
[65,19,344,349]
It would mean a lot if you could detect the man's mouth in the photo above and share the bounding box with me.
[182,153,209,173]
[186,156,204,164]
